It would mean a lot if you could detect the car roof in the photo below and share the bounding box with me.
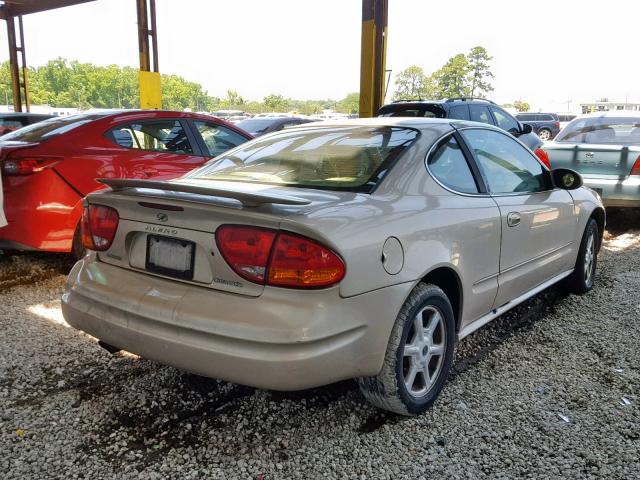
[293,116,499,131]
[0,112,53,117]
[577,111,640,119]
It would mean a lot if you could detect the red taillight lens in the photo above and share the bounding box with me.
[81,204,119,251]
[631,155,640,176]
[534,148,551,169]
[268,232,345,288]
[1,156,62,175]
[216,225,277,283]
[215,225,346,288]
[555,121,560,129]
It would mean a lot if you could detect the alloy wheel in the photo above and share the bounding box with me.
[402,306,446,397]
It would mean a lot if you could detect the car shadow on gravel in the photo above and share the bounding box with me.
[0,251,75,292]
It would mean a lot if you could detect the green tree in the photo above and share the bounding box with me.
[431,54,470,99]
[263,93,289,112]
[466,46,494,97]
[336,92,359,114]
[513,100,530,112]
[393,66,432,100]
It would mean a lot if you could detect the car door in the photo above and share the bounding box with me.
[459,127,576,307]
[105,119,206,180]
[190,120,251,158]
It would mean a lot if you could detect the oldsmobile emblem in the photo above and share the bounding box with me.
[156,212,168,222]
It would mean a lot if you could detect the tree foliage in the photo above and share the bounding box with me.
[0,58,360,115]
[392,47,495,101]
[467,46,494,97]
[393,66,432,100]
[513,100,530,112]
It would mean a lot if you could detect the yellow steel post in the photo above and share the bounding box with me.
[137,0,161,109]
[6,16,22,112]
[359,0,387,118]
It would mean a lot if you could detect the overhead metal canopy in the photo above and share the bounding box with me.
[0,0,96,20]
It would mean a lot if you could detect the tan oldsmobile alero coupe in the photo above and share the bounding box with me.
[62,118,604,415]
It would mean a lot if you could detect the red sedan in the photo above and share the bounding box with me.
[0,110,252,254]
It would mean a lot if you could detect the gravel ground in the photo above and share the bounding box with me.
[1,215,639,479]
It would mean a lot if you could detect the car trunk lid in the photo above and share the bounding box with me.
[544,142,640,178]
[86,178,349,297]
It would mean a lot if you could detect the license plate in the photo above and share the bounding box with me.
[145,235,195,280]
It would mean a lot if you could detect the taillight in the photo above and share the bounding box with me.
[215,225,345,289]
[555,121,560,129]
[81,204,119,251]
[631,155,640,176]
[268,232,346,288]
[534,148,551,169]
[215,225,277,283]
[1,156,62,175]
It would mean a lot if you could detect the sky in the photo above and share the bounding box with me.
[0,0,638,113]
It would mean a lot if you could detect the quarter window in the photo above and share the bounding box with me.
[427,135,478,194]
[490,108,520,134]
[448,105,469,120]
[469,105,492,125]
[461,129,550,194]
[193,121,248,157]
[108,120,193,154]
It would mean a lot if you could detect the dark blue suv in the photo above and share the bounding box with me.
[377,97,543,151]
[514,113,561,141]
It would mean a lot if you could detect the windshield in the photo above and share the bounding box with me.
[187,126,419,192]
[235,118,281,135]
[555,117,640,145]
[1,113,105,142]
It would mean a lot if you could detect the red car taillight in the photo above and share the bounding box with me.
[216,225,346,289]
[631,155,640,176]
[1,156,62,175]
[555,121,560,130]
[534,148,551,169]
[81,204,119,251]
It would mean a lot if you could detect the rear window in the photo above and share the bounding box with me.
[0,113,104,142]
[188,126,419,192]
[555,117,640,145]
[378,104,444,118]
[235,118,282,135]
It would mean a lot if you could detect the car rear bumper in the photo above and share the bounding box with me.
[583,177,640,208]
[61,257,411,390]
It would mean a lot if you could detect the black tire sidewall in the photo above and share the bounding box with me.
[579,220,599,290]
[394,289,455,415]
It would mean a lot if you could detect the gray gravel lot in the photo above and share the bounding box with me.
[1,217,639,479]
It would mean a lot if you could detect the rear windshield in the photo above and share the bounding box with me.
[378,104,445,118]
[0,113,104,142]
[235,118,281,135]
[188,126,419,192]
[555,117,640,145]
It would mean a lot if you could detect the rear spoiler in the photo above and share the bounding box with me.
[96,178,311,208]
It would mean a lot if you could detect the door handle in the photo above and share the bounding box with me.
[507,212,521,227]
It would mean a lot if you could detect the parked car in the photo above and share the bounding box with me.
[235,116,316,136]
[542,112,640,208]
[0,110,252,254]
[62,117,604,415]
[377,97,544,152]
[557,113,578,130]
[515,112,561,141]
[0,112,54,136]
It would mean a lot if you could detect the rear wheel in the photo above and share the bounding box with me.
[538,128,552,141]
[357,283,455,416]
[564,218,599,294]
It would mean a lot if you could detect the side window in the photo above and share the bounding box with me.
[427,135,479,194]
[469,105,493,125]
[490,108,520,134]
[460,129,550,194]
[194,121,248,157]
[108,120,193,153]
[448,105,469,120]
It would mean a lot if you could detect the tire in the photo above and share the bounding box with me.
[564,218,599,294]
[71,223,85,259]
[357,283,455,416]
[538,128,552,141]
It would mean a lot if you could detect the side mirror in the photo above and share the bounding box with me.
[551,168,583,190]
[519,122,533,135]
